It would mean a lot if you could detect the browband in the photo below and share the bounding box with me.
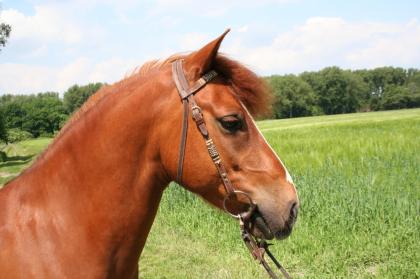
[172,60,218,100]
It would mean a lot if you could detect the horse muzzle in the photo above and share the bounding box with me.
[250,202,298,240]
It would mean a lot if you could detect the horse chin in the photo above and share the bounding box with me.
[250,209,293,241]
[249,210,274,240]
[273,224,293,240]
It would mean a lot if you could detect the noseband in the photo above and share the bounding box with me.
[172,59,292,279]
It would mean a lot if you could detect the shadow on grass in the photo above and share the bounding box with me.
[0,154,34,168]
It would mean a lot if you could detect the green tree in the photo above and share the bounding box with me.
[63,83,103,114]
[302,67,368,114]
[268,75,318,118]
[380,85,411,110]
[0,107,8,162]
[21,93,66,137]
[380,81,420,110]
[0,93,67,138]
[0,22,11,50]
[6,128,32,143]
[400,69,420,108]
[406,69,420,96]
[0,109,7,142]
[369,67,407,95]
[354,67,408,110]
[1,97,26,129]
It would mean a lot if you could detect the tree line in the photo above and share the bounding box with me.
[0,83,103,142]
[0,66,419,143]
[267,66,420,118]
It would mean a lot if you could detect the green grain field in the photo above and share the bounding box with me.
[1,109,419,278]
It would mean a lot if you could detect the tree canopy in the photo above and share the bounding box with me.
[0,22,11,51]
[269,74,317,118]
[0,109,7,142]
[267,66,420,118]
[0,83,103,138]
[0,93,67,137]
[63,83,103,114]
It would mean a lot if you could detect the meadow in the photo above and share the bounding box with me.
[1,109,419,278]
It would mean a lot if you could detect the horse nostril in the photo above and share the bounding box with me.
[290,202,298,222]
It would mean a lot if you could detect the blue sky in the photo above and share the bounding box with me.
[1,0,420,94]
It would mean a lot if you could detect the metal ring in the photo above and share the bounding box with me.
[223,190,256,219]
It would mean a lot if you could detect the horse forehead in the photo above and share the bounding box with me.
[200,83,241,109]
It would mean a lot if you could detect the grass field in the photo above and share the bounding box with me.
[0,137,51,185]
[1,109,419,278]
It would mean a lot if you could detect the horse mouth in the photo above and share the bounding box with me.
[249,208,293,240]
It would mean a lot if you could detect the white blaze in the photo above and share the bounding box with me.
[240,102,294,185]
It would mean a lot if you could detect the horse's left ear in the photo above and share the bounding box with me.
[184,29,230,80]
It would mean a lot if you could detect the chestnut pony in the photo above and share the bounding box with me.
[0,31,298,278]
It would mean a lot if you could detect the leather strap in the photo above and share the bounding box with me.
[172,60,217,100]
[240,217,292,279]
[172,61,190,184]
[172,59,234,194]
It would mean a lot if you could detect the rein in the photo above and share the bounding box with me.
[172,59,292,279]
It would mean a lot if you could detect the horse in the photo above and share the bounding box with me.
[0,30,299,278]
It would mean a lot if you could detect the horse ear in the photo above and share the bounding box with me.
[184,29,230,80]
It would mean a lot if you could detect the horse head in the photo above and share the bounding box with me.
[160,30,299,240]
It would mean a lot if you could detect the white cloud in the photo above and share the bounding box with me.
[1,6,83,44]
[178,32,211,50]
[225,17,420,74]
[88,58,138,82]
[237,25,249,33]
[0,63,55,94]
[149,0,296,17]
[345,19,420,68]
[22,44,49,59]
[0,57,135,95]
[55,58,92,91]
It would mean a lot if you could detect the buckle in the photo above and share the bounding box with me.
[191,105,204,123]
[191,105,201,114]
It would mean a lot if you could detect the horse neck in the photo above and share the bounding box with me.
[7,73,172,273]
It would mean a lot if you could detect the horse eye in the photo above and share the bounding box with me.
[219,116,243,133]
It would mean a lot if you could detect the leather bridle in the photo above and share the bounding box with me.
[172,59,292,279]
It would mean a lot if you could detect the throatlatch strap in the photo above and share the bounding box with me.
[177,100,189,184]
[172,61,190,184]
